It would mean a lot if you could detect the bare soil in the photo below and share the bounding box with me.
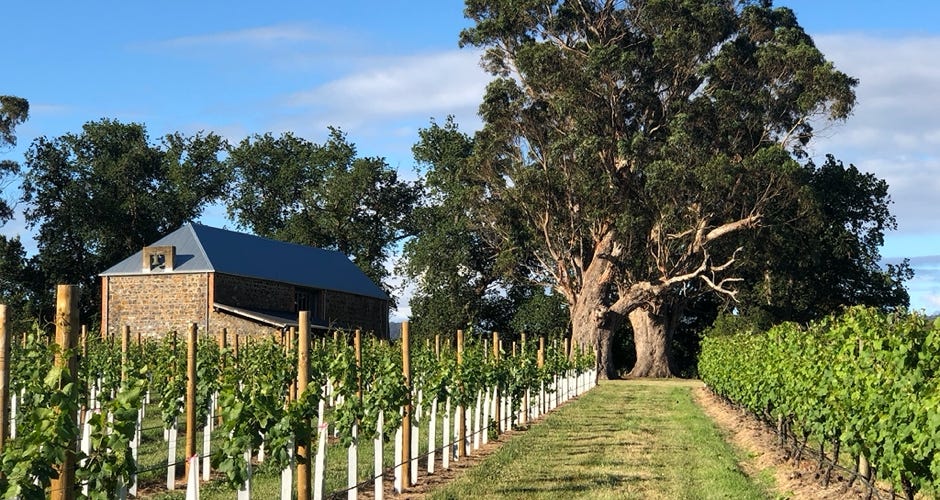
[692,385,875,499]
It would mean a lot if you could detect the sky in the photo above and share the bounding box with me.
[3,1,939,318]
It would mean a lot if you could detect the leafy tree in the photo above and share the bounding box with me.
[404,118,508,336]
[20,119,229,320]
[1,95,29,224]
[225,128,421,296]
[509,287,569,336]
[406,118,570,339]
[459,0,858,377]
[0,236,41,328]
[734,154,911,324]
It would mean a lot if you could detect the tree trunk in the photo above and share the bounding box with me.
[570,296,618,380]
[627,306,673,378]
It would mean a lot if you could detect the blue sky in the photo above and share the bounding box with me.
[3,1,940,317]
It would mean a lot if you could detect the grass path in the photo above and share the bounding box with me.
[428,379,771,500]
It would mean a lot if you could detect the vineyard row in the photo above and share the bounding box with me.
[698,306,940,500]
[0,286,596,499]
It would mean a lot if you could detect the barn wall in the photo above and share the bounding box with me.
[324,290,389,338]
[103,272,209,338]
[102,271,388,339]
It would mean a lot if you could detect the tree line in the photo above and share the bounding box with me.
[0,0,913,377]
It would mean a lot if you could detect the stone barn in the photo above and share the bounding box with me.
[99,223,390,338]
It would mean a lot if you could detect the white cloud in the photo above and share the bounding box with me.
[799,35,940,239]
[927,294,940,310]
[285,49,488,128]
[151,24,327,49]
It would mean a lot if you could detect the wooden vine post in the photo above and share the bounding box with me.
[491,331,500,435]
[288,326,296,401]
[51,284,79,500]
[538,336,545,414]
[401,321,412,489]
[184,323,198,480]
[122,326,131,381]
[456,329,466,458]
[0,304,9,453]
[521,333,528,426]
[296,311,312,500]
[351,329,363,497]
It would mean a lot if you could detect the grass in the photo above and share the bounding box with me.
[428,379,772,500]
[134,400,460,499]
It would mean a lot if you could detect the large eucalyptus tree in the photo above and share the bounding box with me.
[459,0,857,377]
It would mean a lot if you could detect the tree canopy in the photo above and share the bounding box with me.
[225,128,421,296]
[20,119,229,319]
[0,96,29,224]
[733,154,911,327]
[458,0,862,377]
[404,117,568,338]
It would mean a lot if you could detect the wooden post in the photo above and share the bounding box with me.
[457,329,466,458]
[80,325,88,358]
[354,330,362,400]
[122,326,130,381]
[491,331,500,435]
[288,326,297,402]
[184,323,198,480]
[351,329,362,498]
[521,333,529,425]
[0,304,9,453]
[435,334,441,359]
[51,285,79,500]
[296,311,311,500]
[401,322,412,489]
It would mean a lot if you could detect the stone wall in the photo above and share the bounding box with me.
[103,273,209,338]
[209,309,282,337]
[103,271,388,339]
[214,273,294,311]
[324,291,389,337]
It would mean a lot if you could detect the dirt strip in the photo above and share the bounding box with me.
[692,386,875,499]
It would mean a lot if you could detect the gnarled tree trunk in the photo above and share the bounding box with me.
[627,306,673,378]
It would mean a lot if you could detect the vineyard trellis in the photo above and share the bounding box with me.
[699,306,940,500]
[0,285,596,499]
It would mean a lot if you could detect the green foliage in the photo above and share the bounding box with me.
[19,119,229,320]
[0,236,37,325]
[151,334,185,429]
[406,117,545,337]
[733,155,911,324]
[0,95,29,225]
[225,129,421,293]
[0,334,81,498]
[699,307,940,497]
[77,369,146,498]
[454,0,862,377]
[215,336,297,486]
[0,96,29,150]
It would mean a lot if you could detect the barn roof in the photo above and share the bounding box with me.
[99,223,389,300]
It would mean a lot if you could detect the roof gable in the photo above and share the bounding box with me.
[100,223,388,300]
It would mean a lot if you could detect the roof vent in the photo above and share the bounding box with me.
[142,245,175,272]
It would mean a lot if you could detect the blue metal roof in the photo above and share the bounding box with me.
[100,223,389,300]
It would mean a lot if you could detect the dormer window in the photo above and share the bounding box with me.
[142,245,175,272]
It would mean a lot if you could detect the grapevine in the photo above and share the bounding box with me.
[699,306,940,498]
